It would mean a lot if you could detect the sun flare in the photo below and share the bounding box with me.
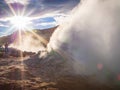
[9,16,31,30]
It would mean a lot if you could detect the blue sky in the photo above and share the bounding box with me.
[0,0,80,36]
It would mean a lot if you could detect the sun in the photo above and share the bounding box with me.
[9,15,31,30]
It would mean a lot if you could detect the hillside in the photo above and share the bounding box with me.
[0,26,58,46]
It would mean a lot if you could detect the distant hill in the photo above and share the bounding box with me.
[0,26,58,46]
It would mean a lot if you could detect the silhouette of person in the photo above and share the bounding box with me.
[4,42,9,53]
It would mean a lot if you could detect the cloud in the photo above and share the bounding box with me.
[0,0,79,18]
[54,14,69,25]
[30,13,68,26]
[5,0,30,5]
[0,0,79,37]
[48,0,120,83]
[30,16,56,29]
[25,0,80,17]
[0,23,9,27]
[36,22,56,27]
[35,21,57,29]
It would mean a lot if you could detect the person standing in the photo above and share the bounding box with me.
[4,42,9,54]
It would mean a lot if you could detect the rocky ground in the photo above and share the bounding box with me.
[0,50,120,90]
[0,54,58,90]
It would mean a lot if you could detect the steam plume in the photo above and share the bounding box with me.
[48,0,120,82]
[10,32,45,52]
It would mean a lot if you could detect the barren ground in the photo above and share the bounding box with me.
[0,51,120,90]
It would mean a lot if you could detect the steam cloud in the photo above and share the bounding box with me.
[10,32,45,52]
[48,0,120,82]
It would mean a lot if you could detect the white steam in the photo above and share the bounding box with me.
[48,0,120,82]
[10,33,45,52]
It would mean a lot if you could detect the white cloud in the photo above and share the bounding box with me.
[0,23,9,27]
[54,14,69,25]
[36,22,57,26]
[5,0,30,5]
[30,13,69,25]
